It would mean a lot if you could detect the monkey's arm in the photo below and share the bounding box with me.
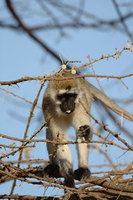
[85,81,133,121]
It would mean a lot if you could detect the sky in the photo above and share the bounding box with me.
[0,0,133,197]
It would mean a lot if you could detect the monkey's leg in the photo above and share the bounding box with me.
[57,144,74,187]
[44,128,60,178]
[45,120,75,187]
[73,109,91,181]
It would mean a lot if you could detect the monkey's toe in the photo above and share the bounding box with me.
[44,164,60,178]
[74,167,91,181]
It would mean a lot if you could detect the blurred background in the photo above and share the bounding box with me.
[0,0,133,197]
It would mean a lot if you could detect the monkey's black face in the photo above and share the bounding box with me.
[57,93,77,114]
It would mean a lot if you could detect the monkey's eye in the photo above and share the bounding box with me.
[57,94,66,101]
[68,93,77,100]
[57,93,77,101]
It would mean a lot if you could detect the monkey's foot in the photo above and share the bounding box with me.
[74,167,91,181]
[64,170,75,188]
[43,164,61,178]
[64,176,75,188]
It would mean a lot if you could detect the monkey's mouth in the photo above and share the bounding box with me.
[60,101,75,114]
[65,110,72,114]
[60,105,75,114]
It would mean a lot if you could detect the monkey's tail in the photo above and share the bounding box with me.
[86,81,133,121]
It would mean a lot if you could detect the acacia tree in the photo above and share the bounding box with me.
[0,0,133,199]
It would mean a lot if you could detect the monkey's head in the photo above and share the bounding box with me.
[57,92,78,114]
[42,70,84,119]
[50,71,80,115]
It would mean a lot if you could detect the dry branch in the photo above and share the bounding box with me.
[0,162,133,199]
[1,1,133,199]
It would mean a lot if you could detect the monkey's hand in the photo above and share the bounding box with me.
[74,167,91,181]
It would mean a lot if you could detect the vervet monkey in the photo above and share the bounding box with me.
[42,69,133,188]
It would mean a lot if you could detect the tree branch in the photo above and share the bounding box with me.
[5,0,64,64]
